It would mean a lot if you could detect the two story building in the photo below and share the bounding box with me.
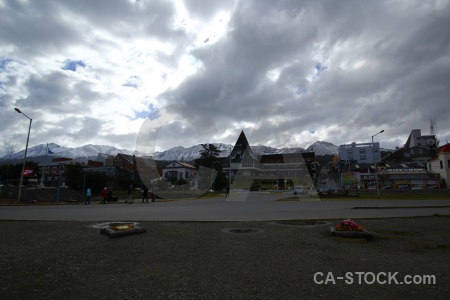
[428,144,450,188]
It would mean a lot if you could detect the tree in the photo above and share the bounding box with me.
[213,172,228,190]
[85,172,108,193]
[195,144,221,168]
[65,163,84,191]
[195,144,227,190]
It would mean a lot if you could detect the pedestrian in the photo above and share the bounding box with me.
[101,187,108,204]
[127,184,133,204]
[85,187,91,205]
[142,186,148,203]
[225,185,230,198]
[151,189,155,202]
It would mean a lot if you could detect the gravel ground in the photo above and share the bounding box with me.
[0,216,449,299]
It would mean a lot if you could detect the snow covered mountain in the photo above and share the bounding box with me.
[153,142,336,161]
[0,143,70,160]
[305,141,339,156]
[153,143,232,161]
[250,145,308,155]
[0,143,147,161]
[1,141,339,163]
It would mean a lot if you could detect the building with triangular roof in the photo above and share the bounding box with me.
[228,130,263,177]
[223,131,316,190]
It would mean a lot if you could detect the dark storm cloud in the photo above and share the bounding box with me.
[71,117,103,142]
[25,116,104,150]
[183,0,235,20]
[157,0,450,149]
[162,1,320,109]
[0,0,82,57]
[1,0,449,157]
[59,0,182,40]
[0,0,184,60]
[19,72,89,114]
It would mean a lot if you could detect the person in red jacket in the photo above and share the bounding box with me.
[101,187,108,204]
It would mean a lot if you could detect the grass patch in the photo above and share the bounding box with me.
[313,193,450,201]
[276,195,319,201]
[334,192,450,200]
[278,192,450,201]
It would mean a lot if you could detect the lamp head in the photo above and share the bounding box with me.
[380,130,385,133]
[15,108,22,113]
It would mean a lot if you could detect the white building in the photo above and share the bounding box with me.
[428,144,450,188]
[339,142,381,164]
[162,161,198,188]
[405,129,437,149]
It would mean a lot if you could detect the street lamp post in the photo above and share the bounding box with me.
[152,168,156,202]
[229,145,232,190]
[81,171,87,202]
[56,165,63,203]
[14,108,32,203]
[371,130,384,199]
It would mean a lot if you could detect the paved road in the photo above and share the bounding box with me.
[1,191,450,221]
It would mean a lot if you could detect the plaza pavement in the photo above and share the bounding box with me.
[1,190,450,221]
[1,191,449,299]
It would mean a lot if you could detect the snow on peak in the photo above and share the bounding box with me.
[0,143,147,160]
[1,141,339,162]
[306,141,339,156]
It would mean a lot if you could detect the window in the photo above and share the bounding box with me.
[448,160,450,169]
[440,160,443,169]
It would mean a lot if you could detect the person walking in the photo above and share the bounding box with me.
[225,185,230,198]
[151,189,155,202]
[101,187,108,204]
[85,187,91,205]
[142,186,149,203]
[127,184,133,204]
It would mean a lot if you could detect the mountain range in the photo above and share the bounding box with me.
[0,141,340,163]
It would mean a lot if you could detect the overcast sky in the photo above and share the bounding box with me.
[1,0,449,157]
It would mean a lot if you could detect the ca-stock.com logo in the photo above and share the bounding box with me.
[135,104,318,201]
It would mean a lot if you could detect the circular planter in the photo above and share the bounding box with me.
[100,223,146,238]
[330,226,373,240]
